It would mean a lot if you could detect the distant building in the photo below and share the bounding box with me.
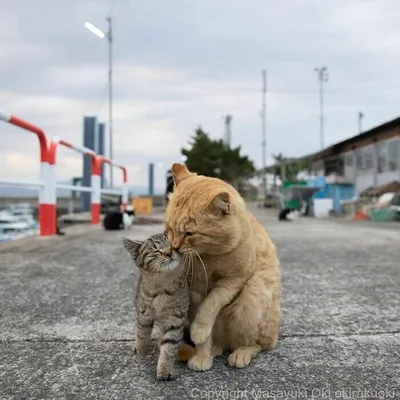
[310,117,400,194]
[264,116,400,195]
[81,117,105,211]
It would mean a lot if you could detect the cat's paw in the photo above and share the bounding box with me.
[133,341,152,357]
[156,365,176,381]
[190,321,211,345]
[227,348,253,368]
[188,355,213,372]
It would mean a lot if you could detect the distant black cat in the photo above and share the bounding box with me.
[278,201,309,221]
[103,206,135,230]
[278,208,294,221]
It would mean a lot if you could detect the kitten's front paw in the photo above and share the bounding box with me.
[190,321,211,345]
[188,355,213,371]
[133,341,152,357]
[156,365,176,381]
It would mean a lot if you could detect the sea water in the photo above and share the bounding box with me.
[0,219,39,243]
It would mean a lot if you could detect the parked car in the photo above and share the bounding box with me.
[262,193,279,208]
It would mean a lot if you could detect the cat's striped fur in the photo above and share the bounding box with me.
[122,231,194,380]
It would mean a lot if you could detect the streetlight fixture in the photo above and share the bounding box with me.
[85,18,114,188]
[84,22,105,38]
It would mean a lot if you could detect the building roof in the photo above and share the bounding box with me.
[306,115,400,161]
[263,115,400,171]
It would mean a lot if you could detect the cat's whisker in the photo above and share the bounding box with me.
[148,260,161,274]
[184,252,194,291]
[144,221,166,230]
[189,260,195,292]
[188,249,208,296]
[190,254,197,286]
[183,254,191,284]
[156,259,164,273]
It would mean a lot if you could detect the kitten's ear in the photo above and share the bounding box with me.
[208,191,231,215]
[122,237,141,261]
[171,163,191,187]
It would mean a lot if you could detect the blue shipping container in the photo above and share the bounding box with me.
[307,176,327,199]
[326,184,355,214]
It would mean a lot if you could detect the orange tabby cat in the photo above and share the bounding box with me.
[165,163,281,371]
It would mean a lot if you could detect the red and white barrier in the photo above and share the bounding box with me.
[0,108,52,236]
[48,137,98,235]
[0,108,130,236]
[90,162,102,225]
[91,155,129,225]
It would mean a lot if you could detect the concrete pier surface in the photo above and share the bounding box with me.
[0,204,399,399]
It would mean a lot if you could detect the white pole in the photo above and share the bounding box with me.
[261,70,267,197]
[107,17,113,189]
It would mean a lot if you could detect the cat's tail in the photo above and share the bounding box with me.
[176,342,196,361]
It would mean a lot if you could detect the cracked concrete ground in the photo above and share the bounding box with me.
[0,204,399,400]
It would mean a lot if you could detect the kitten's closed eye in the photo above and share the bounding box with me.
[158,247,173,257]
[185,232,194,236]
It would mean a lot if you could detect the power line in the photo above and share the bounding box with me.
[116,75,400,94]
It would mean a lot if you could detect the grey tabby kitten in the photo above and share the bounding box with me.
[122,231,189,380]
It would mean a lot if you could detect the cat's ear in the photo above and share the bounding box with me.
[208,191,232,215]
[122,237,141,261]
[171,163,191,187]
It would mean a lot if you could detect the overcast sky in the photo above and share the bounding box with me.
[2,0,400,190]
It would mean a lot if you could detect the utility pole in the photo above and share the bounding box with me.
[261,70,267,198]
[84,18,113,187]
[107,16,113,188]
[358,111,363,134]
[222,115,233,147]
[314,66,328,150]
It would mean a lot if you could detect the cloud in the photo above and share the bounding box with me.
[2,0,400,194]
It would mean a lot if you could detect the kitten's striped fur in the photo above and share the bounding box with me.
[122,231,193,380]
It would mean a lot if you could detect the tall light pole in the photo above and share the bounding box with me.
[261,70,267,198]
[85,18,114,188]
[314,66,328,150]
[107,17,113,189]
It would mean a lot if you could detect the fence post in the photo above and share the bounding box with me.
[0,109,52,236]
[121,166,128,212]
[38,162,55,236]
[46,141,59,235]
[91,157,101,224]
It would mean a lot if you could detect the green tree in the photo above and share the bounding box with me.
[181,127,256,186]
